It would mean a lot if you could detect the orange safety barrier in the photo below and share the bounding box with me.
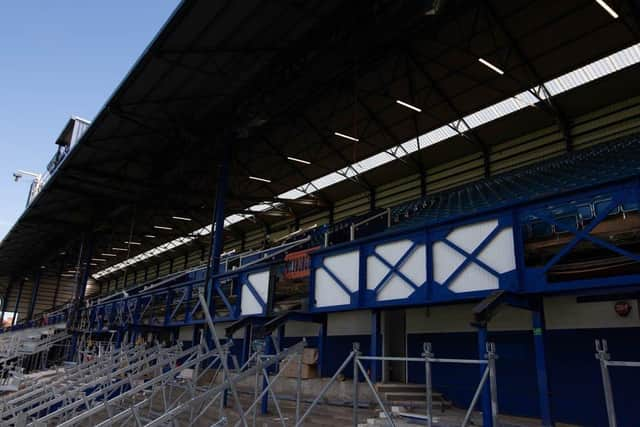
[284,246,320,280]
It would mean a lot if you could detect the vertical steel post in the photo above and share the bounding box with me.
[487,342,499,427]
[477,325,493,427]
[202,140,230,365]
[532,304,554,426]
[75,233,94,302]
[27,269,42,321]
[295,350,303,423]
[69,232,94,360]
[370,310,381,382]
[261,334,273,414]
[318,315,328,376]
[242,325,252,366]
[596,339,617,427]
[0,279,14,327]
[423,342,433,427]
[205,142,231,290]
[253,344,262,427]
[352,342,360,426]
[52,258,64,309]
[12,278,25,326]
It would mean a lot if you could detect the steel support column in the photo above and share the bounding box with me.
[52,258,64,308]
[370,309,381,382]
[27,269,42,321]
[477,325,492,427]
[533,301,554,426]
[0,279,14,326]
[12,278,25,326]
[317,314,328,376]
[205,140,231,306]
[241,325,251,366]
[261,334,274,414]
[69,232,94,360]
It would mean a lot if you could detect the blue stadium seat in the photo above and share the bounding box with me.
[377,133,640,233]
[593,198,620,217]
[576,203,594,222]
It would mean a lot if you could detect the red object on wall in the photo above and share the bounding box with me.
[614,301,632,317]
[284,246,320,280]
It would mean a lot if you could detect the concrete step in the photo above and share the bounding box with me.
[384,391,443,401]
[376,382,426,393]
[383,399,453,411]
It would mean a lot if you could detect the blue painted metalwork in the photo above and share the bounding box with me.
[317,315,327,376]
[12,279,24,326]
[0,279,13,325]
[309,176,640,312]
[532,302,554,426]
[261,335,273,414]
[477,326,492,427]
[76,262,273,336]
[208,143,230,279]
[27,270,41,321]
[370,310,381,382]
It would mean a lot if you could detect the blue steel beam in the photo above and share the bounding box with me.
[0,279,14,325]
[532,301,554,426]
[205,141,230,307]
[68,232,94,360]
[12,278,25,326]
[317,314,328,376]
[27,269,42,321]
[370,310,381,382]
[477,325,492,427]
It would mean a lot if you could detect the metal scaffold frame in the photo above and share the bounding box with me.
[295,341,499,427]
[0,292,310,427]
[595,339,640,427]
[1,290,503,427]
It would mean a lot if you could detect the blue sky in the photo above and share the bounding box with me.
[0,1,180,239]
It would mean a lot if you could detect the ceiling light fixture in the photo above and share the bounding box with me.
[396,99,422,112]
[153,225,173,231]
[595,0,619,18]
[144,234,156,238]
[249,175,272,183]
[124,241,142,245]
[101,253,117,257]
[92,258,107,262]
[478,58,505,75]
[112,247,128,252]
[171,216,192,221]
[287,156,311,165]
[334,131,359,142]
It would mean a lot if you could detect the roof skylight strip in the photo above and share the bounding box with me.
[93,42,640,279]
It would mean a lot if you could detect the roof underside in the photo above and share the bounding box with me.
[1,0,639,298]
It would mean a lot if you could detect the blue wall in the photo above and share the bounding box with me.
[404,328,640,427]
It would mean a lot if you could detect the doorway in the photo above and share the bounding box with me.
[382,308,406,383]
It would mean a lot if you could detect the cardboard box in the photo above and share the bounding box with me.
[302,348,319,365]
[281,357,318,379]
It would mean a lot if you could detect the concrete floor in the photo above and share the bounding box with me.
[190,388,580,427]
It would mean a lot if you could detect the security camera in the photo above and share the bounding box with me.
[12,172,22,182]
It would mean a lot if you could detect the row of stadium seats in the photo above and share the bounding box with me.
[523,197,640,240]
[388,132,640,231]
[324,209,388,245]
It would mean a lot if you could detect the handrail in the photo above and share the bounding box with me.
[350,207,391,241]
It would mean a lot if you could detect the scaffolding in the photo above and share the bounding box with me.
[595,339,640,427]
[0,294,500,426]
